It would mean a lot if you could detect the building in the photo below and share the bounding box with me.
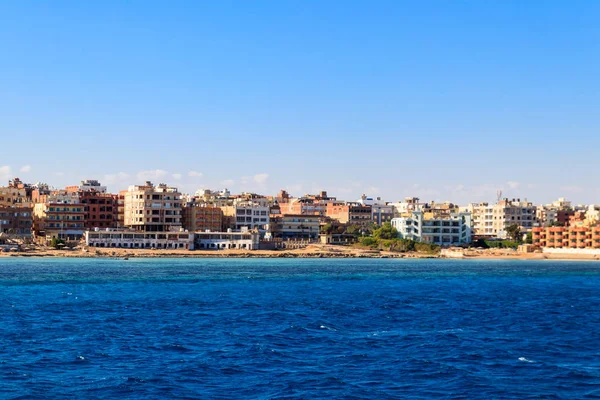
[269,215,320,239]
[586,205,600,226]
[535,198,574,227]
[85,229,193,249]
[391,211,472,246]
[371,204,395,225]
[124,182,182,232]
[466,202,495,237]
[194,229,260,250]
[117,191,126,228]
[532,226,600,249]
[326,202,372,226]
[221,199,269,232]
[391,197,425,216]
[182,202,223,232]
[79,191,118,230]
[0,206,33,235]
[193,189,234,207]
[66,179,108,194]
[278,198,328,216]
[0,178,34,236]
[319,233,358,245]
[0,178,34,207]
[467,199,536,239]
[33,202,85,241]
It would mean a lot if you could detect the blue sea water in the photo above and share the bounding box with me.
[1,258,600,399]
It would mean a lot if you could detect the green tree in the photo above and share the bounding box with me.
[49,237,65,249]
[321,223,334,234]
[373,222,399,240]
[344,224,362,236]
[505,224,522,242]
[525,232,533,244]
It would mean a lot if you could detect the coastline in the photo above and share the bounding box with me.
[1,244,599,261]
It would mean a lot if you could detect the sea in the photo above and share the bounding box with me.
[1,258,599,399]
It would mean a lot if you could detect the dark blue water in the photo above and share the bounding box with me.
[1,258,600,399]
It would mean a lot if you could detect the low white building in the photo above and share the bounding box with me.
[85,229,194,249]
[391,211,472,246]
[85,228,262,251]
[194,229,260,250]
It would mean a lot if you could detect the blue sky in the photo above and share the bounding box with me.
[1,1,598,204]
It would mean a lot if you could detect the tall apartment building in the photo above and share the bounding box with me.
[182,202,223,232]
[124,182,182,232]
[391,211,472,246]
[0,207,33,235]
[31,188,85,241]
[467,199,536,239]
[33,202,85,240]
[80,191,118,230]
[0,178,34,235]
[221,199,269,232]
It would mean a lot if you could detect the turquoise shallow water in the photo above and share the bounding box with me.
[1,258,599,399]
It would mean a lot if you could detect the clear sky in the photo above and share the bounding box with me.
[1,1,598,205]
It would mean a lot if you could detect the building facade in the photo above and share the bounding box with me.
[532,226,600,249]
[124,182,182,232]
[85,229,193,249]
[371,204,395,225]
[0,207,33,235]
[468,199,536,238]
[269,215,320,239]
[194,230,260,250]
[182,203,223,232]
[391,211,472,246]
[33,202,85,240]
[221,200,269,232]
[80,191,118,230]
[326,203,372,226]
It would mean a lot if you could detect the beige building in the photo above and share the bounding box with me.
[465,202,495,237]
[467,199,536,238]
[221,199,270,232]
[124,182,182,232]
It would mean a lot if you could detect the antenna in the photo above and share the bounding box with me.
[496,190,502,203]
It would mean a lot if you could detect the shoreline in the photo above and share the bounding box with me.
[1,245,599,261]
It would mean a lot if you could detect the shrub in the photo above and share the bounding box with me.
[358,237,378,248]
[49,238,65,249]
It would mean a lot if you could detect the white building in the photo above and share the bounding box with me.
[390,197,426,216]
[222,199,270,233]
[78,180,107,193]
[194,228,260,250]
[85,229,193,249]
[391,211,472,246]
[84,228,261,250]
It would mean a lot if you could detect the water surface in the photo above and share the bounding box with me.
[1,258,599,399]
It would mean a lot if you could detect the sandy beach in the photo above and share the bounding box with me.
[1,244,599,261]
